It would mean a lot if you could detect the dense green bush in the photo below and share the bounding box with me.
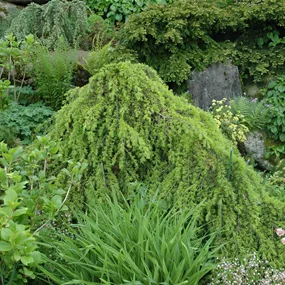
[86,0,175,23]
[0,102,54,146]
[0,79,10,110]
[6,0,88,49]
[0,138,86,284]
[120,0,234,86]
[39,191,217,284]
[119,0,285,88]
[46,61,285,264]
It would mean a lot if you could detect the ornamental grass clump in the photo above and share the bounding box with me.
[38,192,217,285]
[47,61,285,264]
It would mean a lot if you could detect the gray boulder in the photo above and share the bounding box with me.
[188,62,243,110]
[243,131,272,170]
[0,0,19,18]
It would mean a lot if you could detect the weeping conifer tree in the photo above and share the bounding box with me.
[49,62,285,264]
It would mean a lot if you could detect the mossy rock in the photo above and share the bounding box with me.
[49,62,285,265]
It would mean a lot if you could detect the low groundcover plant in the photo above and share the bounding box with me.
[210,253,285,285]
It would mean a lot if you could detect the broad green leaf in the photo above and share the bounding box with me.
[0,207,13,217]
[31,251,42,264]
[267,81,277,89]
[280,133,285,142]
[0,241,12,251]
[13,208,28,217]
[11,146,23,160]
[4,189,18,205]
[1,228,12,241]
[277,85,285,93]
[276,145,284,152]
[21,255,34,265]
[51,195,62,208]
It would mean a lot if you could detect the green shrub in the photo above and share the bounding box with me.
[119,0,285,87]
[0,7,20,38]
[0,102,54,146]
[0,79,11,110]
[6,0,88,49]
[265,76,285,142]
[120,0,234,86]
[32,44,76,109]
[86,0,175,23]
[38,191,217,284]
[0,137,86,284]
[0,34,35,104]
[46,61,285,264]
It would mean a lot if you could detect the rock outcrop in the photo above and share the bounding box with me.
[188,62,243,110]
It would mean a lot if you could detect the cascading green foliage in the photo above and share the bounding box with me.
[119,0,285,87]
[6,0,87,49]
[48,61,285,264]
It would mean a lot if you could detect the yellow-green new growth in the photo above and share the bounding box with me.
[49,62,285,265]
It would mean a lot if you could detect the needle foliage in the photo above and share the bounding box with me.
[48,61,285,264]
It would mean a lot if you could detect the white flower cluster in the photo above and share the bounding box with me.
[210,253,285,285]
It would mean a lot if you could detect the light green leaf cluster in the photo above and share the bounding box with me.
[0,137,86,284]
[48,62,285,265]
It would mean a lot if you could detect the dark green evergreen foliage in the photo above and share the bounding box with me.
[48,62,285,264]
[120,0,285,86]
[120,0,236,85]
[6,0,87,49]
